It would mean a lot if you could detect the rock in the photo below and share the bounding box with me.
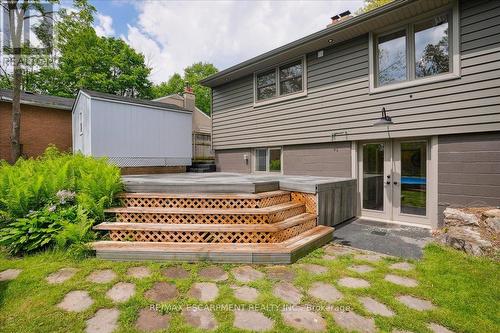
[87,269,117,284]
[307,282,343,303]
[106,282,135,303]
[57,290,93,312]
[127,266,151,279]
[162,266,190,279]
[396,295,435,311]
[231,285,259,302]
[272,282,302,304]
[338,277,370,288]
[348,265,374,273]
[384,274,418,287]
[144,282,178,302]
[282,306,327,332]
[182,308,217,330]
[389,262,415,271]
[485,217,500,233]
[231,266,264,283]
[188,282,219,302]
[483,209,500,219]
[428,323,455,333]
[322,254,338,261]
[198,266,228,281]
[46,268,78,284]
[233,310,274,332]
[135,308,170,332]
[331,310,376,333]
[298,263,328,275]
[355,253,384,262]
[435,226,493,256]
[85,308,119,333]
[324,245,356,256]
[443,208,480,226]
[0,269,22,281]
[359,296,394,317]
[265,266,296,282]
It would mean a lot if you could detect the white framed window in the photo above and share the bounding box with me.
[369,2,460,93]
[253,147,282,173]
[254,56,307,106]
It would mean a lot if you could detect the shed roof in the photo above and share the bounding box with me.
[0,89,75,110]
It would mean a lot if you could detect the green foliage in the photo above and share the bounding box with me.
[356,0,393,14]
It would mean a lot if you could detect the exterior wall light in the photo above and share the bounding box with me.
[373,107,394,126]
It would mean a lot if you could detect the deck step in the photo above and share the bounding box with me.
[91,226,334,263]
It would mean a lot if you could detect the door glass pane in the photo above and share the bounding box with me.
[377,30,407,86]
[363,143,385,211]
[400,142,427,216]
[255,149,267,172]
[269,149,281,172]
[415,14,450,78]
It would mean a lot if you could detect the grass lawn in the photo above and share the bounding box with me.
[0,243,498,333]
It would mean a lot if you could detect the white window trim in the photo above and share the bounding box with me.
[253,55,307,107]
[252,147,283,174]
[368,1,460,94]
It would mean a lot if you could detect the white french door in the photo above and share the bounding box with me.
[358,138,432,226]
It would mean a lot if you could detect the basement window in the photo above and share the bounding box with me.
[254,147,282,173]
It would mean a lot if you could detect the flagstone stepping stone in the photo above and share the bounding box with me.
[162,266,190,279]
[299,263,328,275]
[325,245,356,256]
[231,285,259,302]
[57,290,93,312]
[265,265,296,282]
[87,269,117,284]
[231,266,264,283]
[307,282,343,303]
[348,265,374,274]
[322,254,338,261]
[135,308,170,332]
[198,266,228,281]
[182,308,217,330]
[46,268,78,284]
[392,330,414,333]
[106,282,136,303]
[282,306,327,332]
[331,310,376,333]
[385,274,418,287]
[272,282,302,304]
[355,253,384,262]
[144,282,178,302]
[0,269,22,281]
[127,266,151,279]
[188,282,219,302]
[359,296,394,317]
[390,262,415,271]
[338,277,370,288]
[428,323,455,333]
[396,295,435,311]
[233,310,274,332]
[85,308,119,333]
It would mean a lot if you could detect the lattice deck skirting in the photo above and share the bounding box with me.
[108,219,317,243]
[291,192,317,214]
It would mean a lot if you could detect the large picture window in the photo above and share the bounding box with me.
[254,148,282,173]
[255,57,305,103]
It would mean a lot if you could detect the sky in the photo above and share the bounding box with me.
[89,0,365,84]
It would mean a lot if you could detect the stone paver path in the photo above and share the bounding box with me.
[322,254,338,261]
[231,266,264,283]
[57,290,93,312]
[355,253,384,262]
[359,296,394,317]
[392,330,414,333]
[0,269,22,281]
[331,310,376,333]
[188,282,219,302]
[385,274,418,287]
[85,308,119,333]
[282,306,327,332]
[233,310,274,332]
[428,323,455,333]
[390,262,415,271]
[272,282,302,304]
[299,263,328,275]
[144,282,178,302]
[348,264,374,274]
[135,308,170,332]
[86,269,116,284]
[127,266,151,279]
[106,282,135,303]
[396,295,435,311]
[338,277,370,288]
[231,285,259,302]
[307,282,342,303]
[198,266,228,281]
[325,245,357,256]
[182,308,218,330]
[46,268,77,284]
[265,266,296,282]
[162,266,190,279]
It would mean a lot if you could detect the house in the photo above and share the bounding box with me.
[201,0,500,229]
[0,89,74,162]
[154,87,214,161]
[72,89,192,174]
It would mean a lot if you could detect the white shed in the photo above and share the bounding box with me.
[72,90,192,167]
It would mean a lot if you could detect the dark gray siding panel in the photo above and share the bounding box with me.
[283,142,351,177]
[211,0,500,150]
[215,149,251,173]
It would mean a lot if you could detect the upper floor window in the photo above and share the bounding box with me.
[255,57,306,104]
[370,4,458,93]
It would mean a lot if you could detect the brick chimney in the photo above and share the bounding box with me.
[183,82,195,111]
[328,10,352,27]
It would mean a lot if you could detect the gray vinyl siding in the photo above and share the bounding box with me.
[215,148,252,173]
[211,0,500,150]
